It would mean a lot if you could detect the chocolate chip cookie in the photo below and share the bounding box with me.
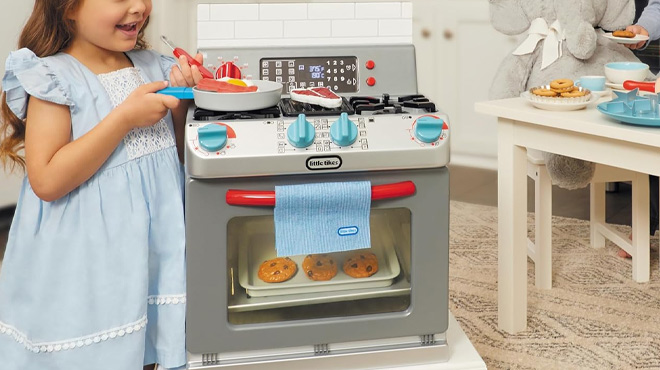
[342,252,379,278]
[302,254,338,281]
[257,257,297,283]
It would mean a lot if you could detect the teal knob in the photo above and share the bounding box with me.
[198,124,227,151]
[330,112,358,146]
[414,116,444,143]
[287,114,315,148]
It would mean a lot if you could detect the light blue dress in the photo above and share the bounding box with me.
[0,48,186,369]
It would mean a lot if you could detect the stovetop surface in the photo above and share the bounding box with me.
[192,93,437,121]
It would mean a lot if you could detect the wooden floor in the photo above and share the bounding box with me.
[0,165,635,261]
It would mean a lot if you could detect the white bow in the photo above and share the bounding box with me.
[512,18,566,70]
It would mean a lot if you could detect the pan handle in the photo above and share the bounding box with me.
[226,181,417,206]
[623,80,656,92]
[157,87,194,99]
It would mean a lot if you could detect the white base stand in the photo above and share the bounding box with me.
[176,311,486,370]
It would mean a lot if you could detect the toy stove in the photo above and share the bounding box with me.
[184,45,451,369]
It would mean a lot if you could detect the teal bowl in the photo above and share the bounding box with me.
[604,62,649,84]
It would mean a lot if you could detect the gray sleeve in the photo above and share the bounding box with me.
[637,0,660,41]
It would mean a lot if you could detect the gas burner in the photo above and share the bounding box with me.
[193,106,281,121]
[350,94,436,115]
[279,97,355,117]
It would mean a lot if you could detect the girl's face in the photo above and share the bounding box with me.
[68,0,151,53]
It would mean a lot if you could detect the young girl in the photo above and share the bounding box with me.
[0,0,203,369]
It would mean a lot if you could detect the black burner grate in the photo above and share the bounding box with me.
[278,97,355,117]
[193,106,281,121]
[349,93,436,115]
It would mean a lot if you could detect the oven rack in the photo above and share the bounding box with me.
[227,273,410,312]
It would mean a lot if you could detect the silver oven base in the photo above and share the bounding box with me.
[188,332,448,369]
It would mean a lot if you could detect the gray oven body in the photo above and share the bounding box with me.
[185,167,449,357]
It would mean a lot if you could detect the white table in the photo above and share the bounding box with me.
[475,97,660,333]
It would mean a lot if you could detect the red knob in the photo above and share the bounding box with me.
[366,77,376,86]
[216,61,242,79]
[365,60,375,70]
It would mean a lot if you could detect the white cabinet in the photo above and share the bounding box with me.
[413,0,518,169]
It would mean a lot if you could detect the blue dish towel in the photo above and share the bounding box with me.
[274,181,372,256]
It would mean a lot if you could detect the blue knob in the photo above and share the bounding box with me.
[330,112,358,147]
[414,116,444,143]
[287,114,315,148]
[198,124,227,152]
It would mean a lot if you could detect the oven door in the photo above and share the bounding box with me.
[185,167,449,361]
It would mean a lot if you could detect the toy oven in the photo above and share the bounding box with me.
[185,167,449,368]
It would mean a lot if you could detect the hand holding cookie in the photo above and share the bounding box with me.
[621,25,649,50]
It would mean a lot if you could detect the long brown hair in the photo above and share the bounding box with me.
[0,0,150,172]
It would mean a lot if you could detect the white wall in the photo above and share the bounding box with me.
[0,1,31,208]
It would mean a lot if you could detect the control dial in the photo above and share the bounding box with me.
[414,116,444,143]
[216,61,242,79]
[330,112,358,146]
[198,124,228,152]
[287,114,316,148]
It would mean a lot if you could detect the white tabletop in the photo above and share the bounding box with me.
[476,97,660,148]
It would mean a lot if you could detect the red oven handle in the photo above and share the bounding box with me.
[226,181,416,206]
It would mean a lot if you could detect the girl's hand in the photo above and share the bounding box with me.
[116,81,180,130]
[624,25,649,50]
[170,53,205,87]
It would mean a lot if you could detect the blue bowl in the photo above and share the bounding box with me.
[605,62,649,71]
[604,62,649,84]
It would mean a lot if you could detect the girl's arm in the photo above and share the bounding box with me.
[25,81,179,202]
[169,54,205,163]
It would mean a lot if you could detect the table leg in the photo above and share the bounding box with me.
[632,172,650,282]
[497,118,528,333]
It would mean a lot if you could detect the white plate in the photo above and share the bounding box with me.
[603,33,649,44]
[520,91,598,111]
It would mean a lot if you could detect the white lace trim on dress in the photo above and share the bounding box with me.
[0,315,147,354]
[97,67,175,160]
[0,293,186,353]
[148,294,186,305]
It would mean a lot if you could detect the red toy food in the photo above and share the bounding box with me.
[290,87,343,108]
[196,78,258,93]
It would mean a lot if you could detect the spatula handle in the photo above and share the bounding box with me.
[623,80,656,92]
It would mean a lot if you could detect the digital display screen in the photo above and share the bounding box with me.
[259,56,359,93]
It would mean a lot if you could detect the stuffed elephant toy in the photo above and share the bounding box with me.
[489,0,656,189]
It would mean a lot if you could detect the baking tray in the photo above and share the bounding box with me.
[238,231,401,297]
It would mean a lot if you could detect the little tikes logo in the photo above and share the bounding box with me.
[306,155,342,170]
[337,226,359,236]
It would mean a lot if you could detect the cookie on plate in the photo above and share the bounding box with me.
[302,254,338,281]
[612,30,635,38]
[342,252,379,278]
[257,257,297,283]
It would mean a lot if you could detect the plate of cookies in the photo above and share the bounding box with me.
[604,31,649,44]
[522,79,597,111]
[238,229,401,297]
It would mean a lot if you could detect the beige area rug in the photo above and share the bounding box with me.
[449,201,660,370]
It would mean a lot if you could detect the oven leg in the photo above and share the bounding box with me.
[497,118,528,333]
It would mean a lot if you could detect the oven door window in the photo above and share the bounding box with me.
[226,208,412,325]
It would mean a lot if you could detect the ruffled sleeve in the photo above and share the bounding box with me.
[159,53,177,80]
[2,48,73,119]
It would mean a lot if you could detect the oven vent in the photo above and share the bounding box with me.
[420,334,436,346]
[201,353,220,365]
[314,343,330,356]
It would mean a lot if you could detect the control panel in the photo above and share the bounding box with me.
[185,110,450,178]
